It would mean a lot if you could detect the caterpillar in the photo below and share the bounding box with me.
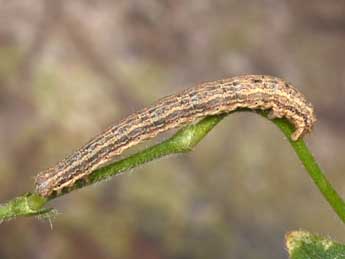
[35,75,316,197]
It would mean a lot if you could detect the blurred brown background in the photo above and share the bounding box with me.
[1,0,345,258]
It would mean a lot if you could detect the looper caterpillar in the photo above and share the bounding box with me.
[35,75,316,197]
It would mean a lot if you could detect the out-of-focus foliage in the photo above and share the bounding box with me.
[286,231,345,259]
[0,1,345,258]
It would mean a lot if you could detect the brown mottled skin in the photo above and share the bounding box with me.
[35,75,316,197]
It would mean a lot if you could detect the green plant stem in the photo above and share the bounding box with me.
[1,110,345,224]
[53,114,227,198]
[272,115,345,223]
[0,193,49,221]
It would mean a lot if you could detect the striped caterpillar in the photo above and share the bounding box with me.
[35,75,316,197]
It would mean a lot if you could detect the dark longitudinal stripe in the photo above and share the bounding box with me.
[35,75,316,197]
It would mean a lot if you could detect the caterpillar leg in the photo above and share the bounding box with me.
[267,109,283,120]
[268,109,304,141]
[291,127,304,141]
